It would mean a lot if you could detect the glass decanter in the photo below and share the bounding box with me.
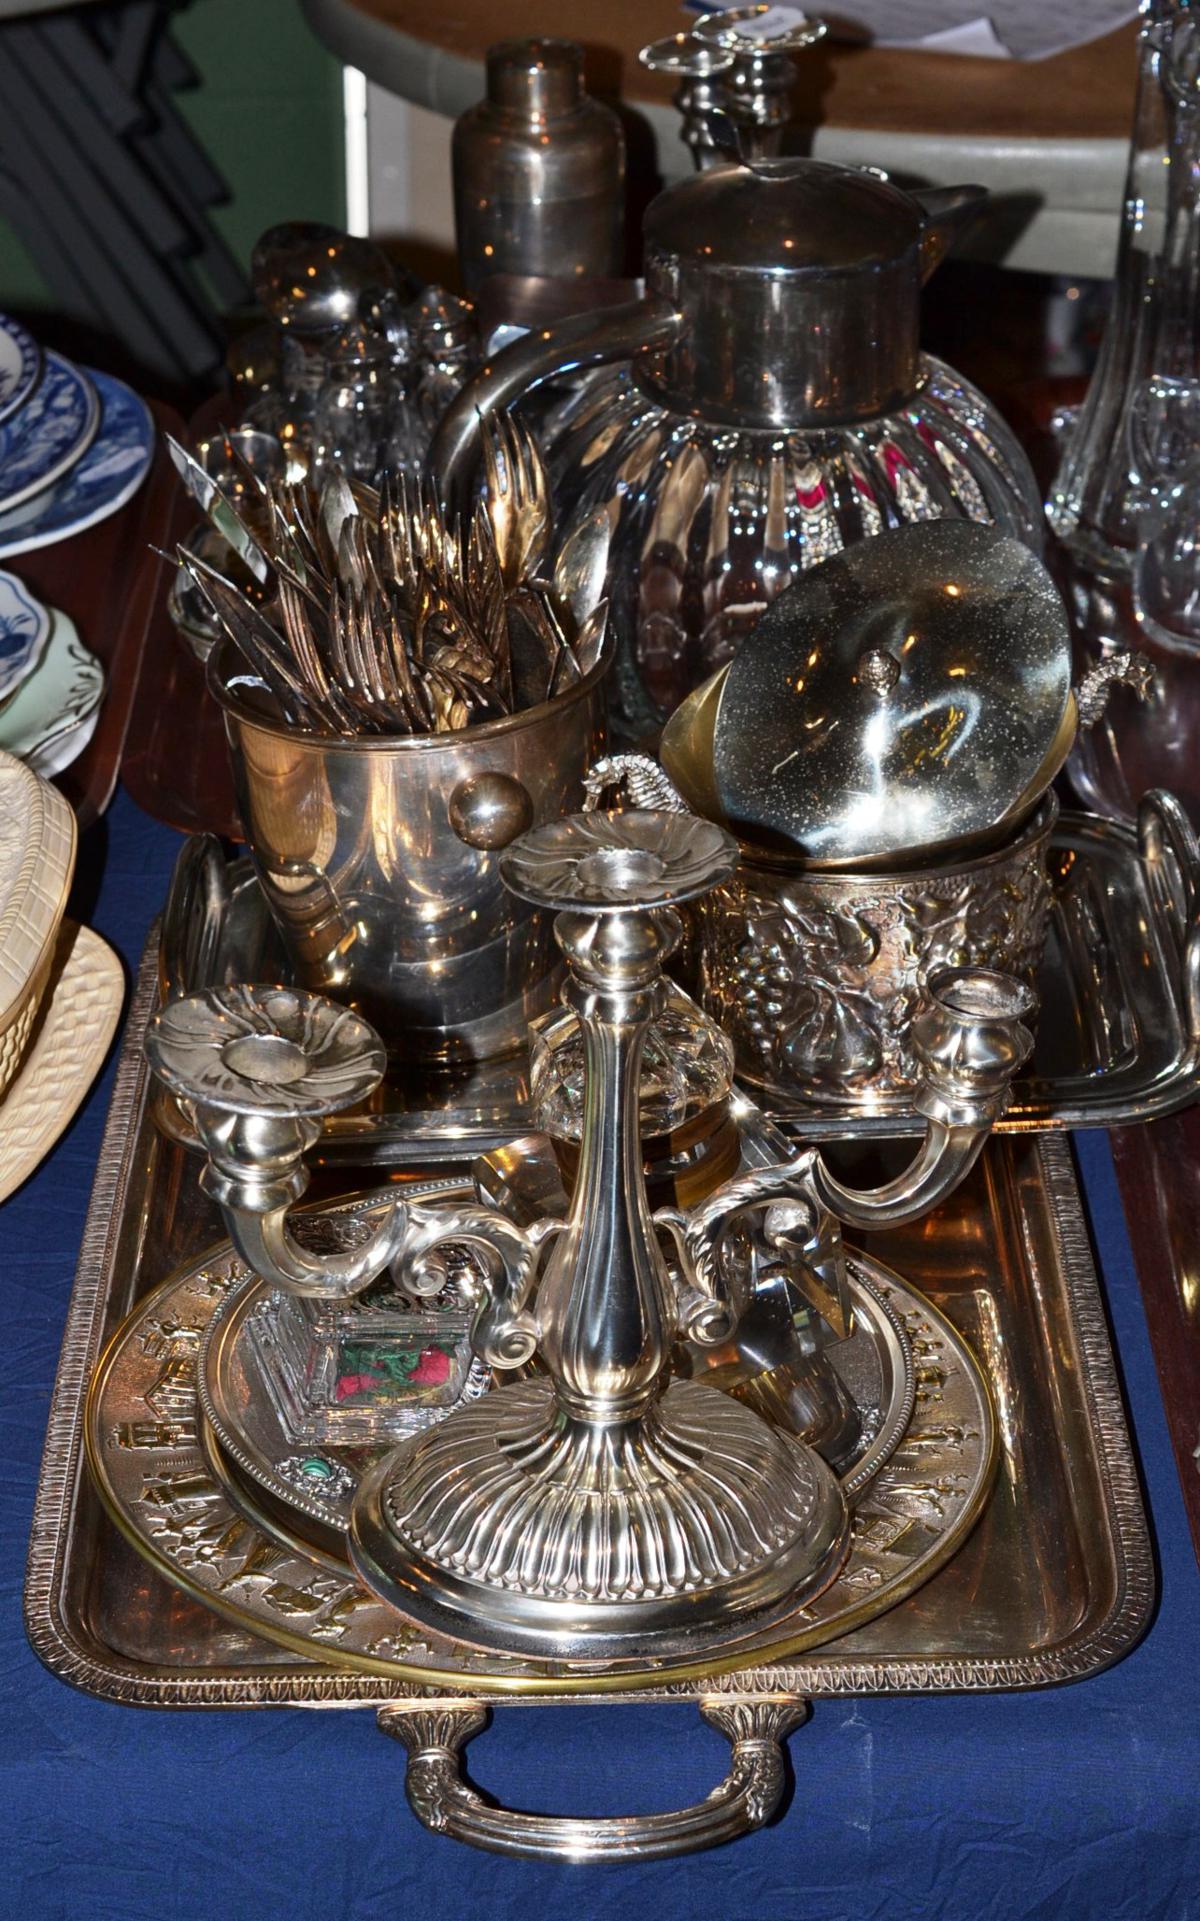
[1049,0,1199,567]
[531,976,739,1203]
[1047,1,1200,818]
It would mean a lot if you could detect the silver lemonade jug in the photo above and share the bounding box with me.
[430,33,1041,726]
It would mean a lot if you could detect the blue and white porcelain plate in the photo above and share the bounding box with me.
[0,315,41,428]
[0,569,50,702]
[0,352,99,516]
[0,370,153,559]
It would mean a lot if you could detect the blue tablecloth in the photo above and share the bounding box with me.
[4,787,1199,1921]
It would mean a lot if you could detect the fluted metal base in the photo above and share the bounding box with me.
[349,1378,849,1660]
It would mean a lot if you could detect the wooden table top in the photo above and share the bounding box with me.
[332,0,1137,142]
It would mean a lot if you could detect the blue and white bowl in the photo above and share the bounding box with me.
[0,570,50,703]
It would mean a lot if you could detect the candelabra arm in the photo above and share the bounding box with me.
[394,1201,550,1369]
[655,1173,839,1346]
[660,965,1035,1294]
[348,812,853,1660]
[815,965,1036,1232]
[800,1117,995,1234]
[146,989,560,1333]
[219,1173,415,1301]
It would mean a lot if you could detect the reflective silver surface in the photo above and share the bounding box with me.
[33,929,1151,1856]
[152,789,1200,1149]
[189,462,595,737]
[67,972,1008,1698]
[427,93,1039,723]
[352,810,853,1660]
[145,983,413,1302]
[642,5,828,172]
[706,806,1052,1111]
[547,363,1043,724]
[709,522,1071,867]
[198,1224,915,1550]
[452,38,624,295]
[637,162,985,432]
[343,810,1028,1658]
[250,223,405,336]
[213,637,610,1064]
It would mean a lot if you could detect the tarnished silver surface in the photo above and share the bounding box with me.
[709,523,1072,868]
[452,37,623,295]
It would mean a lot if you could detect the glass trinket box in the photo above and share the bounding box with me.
[245,1249,489,1447]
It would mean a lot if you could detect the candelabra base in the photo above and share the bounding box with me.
[349,1378,850,1660]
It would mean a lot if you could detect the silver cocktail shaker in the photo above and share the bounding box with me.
[452,38,624,294]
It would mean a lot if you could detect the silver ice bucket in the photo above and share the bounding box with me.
[696,796,1057,1111]
[213,639,611,1065]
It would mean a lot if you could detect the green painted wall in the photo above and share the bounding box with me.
[0,0,345,316]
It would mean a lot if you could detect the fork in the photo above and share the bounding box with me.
[482,412,551,591]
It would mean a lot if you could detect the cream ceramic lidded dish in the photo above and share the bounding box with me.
[0,747,77,1094]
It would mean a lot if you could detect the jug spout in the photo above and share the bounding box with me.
[913,184,988,282]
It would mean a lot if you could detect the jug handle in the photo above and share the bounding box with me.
[426,294,684,512]
[912,184,987,282]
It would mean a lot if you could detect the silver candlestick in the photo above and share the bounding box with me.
[146,811,1035,1664]
[350,811,1034,1661]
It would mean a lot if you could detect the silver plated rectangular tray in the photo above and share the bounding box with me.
[27,932,1151,1779]
[154,797,1200,1164]
[25,920,1156,1857]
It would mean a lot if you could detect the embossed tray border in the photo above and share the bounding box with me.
[24,931,1155,1710]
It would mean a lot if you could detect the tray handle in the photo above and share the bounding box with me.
[377,1698,809,1862]
[1138,788,1200,1041]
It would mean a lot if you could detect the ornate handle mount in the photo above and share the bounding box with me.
[377,1698,810,1862]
